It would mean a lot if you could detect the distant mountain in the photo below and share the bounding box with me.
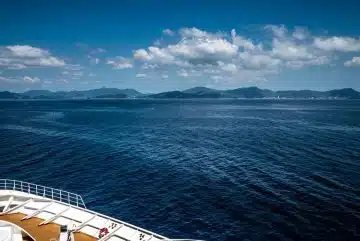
[0,91,26,99]
[63,88,141,98]
[15,88,142,99]
[1,87,359,100]
[147,90,222,99]
[182,86,218,94]
[327,88,360,99]
[146,87,360,99]
[23,90,55,98]
[94,93,127,98]
[223,87,268,98]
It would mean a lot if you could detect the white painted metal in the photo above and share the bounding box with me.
[21,202,53,220]
[2,196,14,212]
[0,179,204,241]
[39,206,71,225]
[0,198,33,215]
[72,214,97,232]
[0,179,86,208]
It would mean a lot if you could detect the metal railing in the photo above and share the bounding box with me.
[0,179,86,208]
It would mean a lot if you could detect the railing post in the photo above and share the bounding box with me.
[4,179,6,190]
[28,184,30,194]
[43,187,46,197]
[13,180,15,190]
[36,185,38,195]
[68,193,70,205]
[76,196,79,207]
[52,189,54,200]
[21,181,23,192]
[60,190,61,202]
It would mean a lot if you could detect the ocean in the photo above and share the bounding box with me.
[1,99,359,241]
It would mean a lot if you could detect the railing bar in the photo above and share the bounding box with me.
[1,179,86,208]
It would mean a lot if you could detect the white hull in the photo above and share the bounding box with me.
[0,179,201,241]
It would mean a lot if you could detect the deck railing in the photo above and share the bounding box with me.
[0,179,86,208]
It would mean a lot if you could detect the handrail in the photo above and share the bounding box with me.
[0,179,86,208]
[0,179,204,241]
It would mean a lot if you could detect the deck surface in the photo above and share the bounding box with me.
[0,213,97,241]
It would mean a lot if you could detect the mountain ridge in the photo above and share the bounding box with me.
[147,87,360,99]
[0,87,359,99]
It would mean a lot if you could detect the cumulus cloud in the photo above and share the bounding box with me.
[23,76,40,83]
[135,73,147,78]
[0,45,66,68]
[344,57,360,67]
[134,28,238,68]
[238,52,281,69]
[134,49,153,61]
[231,29,257,50]
[7,45,49,57]
[314,37,360,52]
[179,27,214,38]
[163,29,175,36]
[129,26,342,82]
[271,39,313,60]
[133,26,353,83]
[26,56,65,67]
[107,57,133,69]
[265,25,287,38]
[292,27,309,40]
[177,69,189,77]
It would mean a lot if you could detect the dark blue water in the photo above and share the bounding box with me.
[1,99,360,241]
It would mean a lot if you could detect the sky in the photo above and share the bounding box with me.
[1,0,360,93]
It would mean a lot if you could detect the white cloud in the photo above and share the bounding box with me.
[135,73,147,78]
[162,74,169,79]
[163,29,175,36]
[26,56,66,67]
[314,37,360,52]
[89,57,100,65]
[7,63,27,70]
[107,57,133,69]
[286,56,330,69]
[134,49,153,61]
[271,39,312,60]
[91,48,106,54]
[125,25,359,84]
[177,69,189,77]
[142,63,158,69]
[72,72,83,77]
[293,27,309,40]
[6,45,49,57]
[265,25,287,38]
[179,27,213,38]
[344,57,360,67]
[218,61,237,73]
[0,76,17,83]
[239,52,281,69]
[231,29,257,50]
[64,64,83,71]
[23,76,40,83]
[134,32,238,67]
[0,45,66,68]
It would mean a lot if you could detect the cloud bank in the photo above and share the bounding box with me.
[0,45,66,69]
[126,25,360,82]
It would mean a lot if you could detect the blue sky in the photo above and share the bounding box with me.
[1,0,360,92]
